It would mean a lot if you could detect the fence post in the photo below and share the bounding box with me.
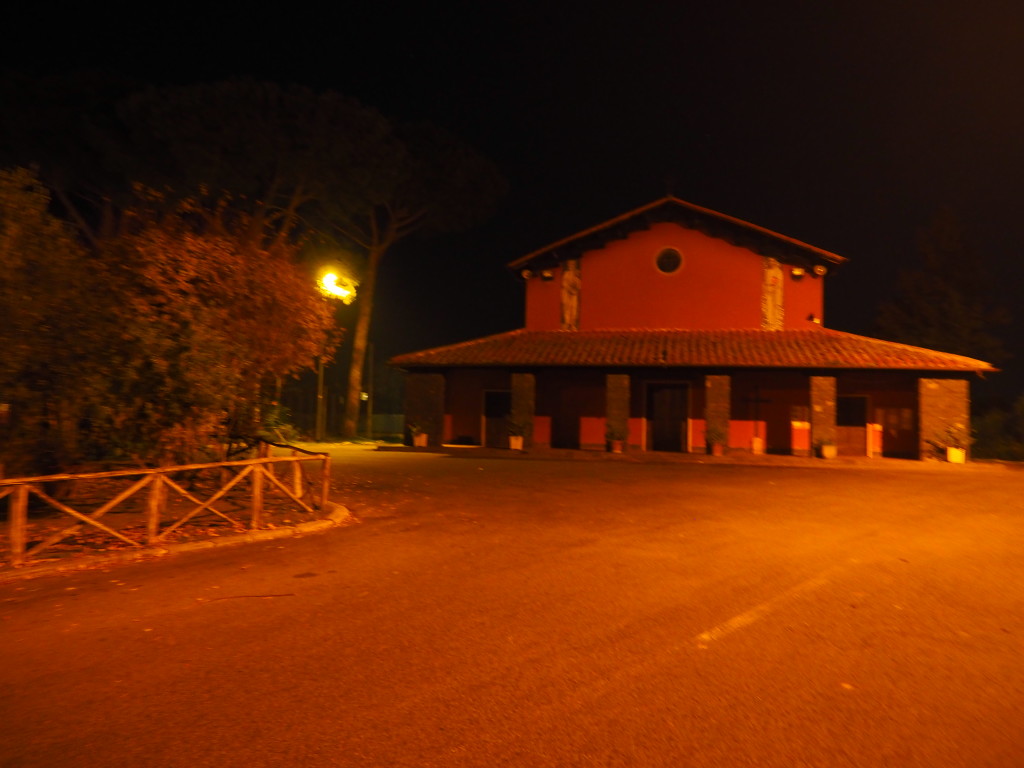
[320,455,331,511]
[9,485,28,567]
[251,465,264,528]
[146,475,166,545]
[291,452,303,499]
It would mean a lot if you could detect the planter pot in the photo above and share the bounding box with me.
[608,439,624,454]
[509,435,524,451]
[818,444,837,460]
[751,436,765,455]
[709,443,725,457]
[946,446,966,464]
[412,433,428,448]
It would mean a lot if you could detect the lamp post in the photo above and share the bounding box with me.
[314,268,357,441]
[315,358,327,442]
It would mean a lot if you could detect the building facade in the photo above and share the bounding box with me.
[392,198,994,459]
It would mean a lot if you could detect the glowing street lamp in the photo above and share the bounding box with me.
[319,271,357,304]
[315,268,358,441]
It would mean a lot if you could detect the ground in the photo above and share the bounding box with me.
[2,447,1023,766]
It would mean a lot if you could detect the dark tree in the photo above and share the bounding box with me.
[0,76,400,251]
[0,167,119,474]
[330,121,506,438]
[0,71,142,244]
[0,75,504,447]
[0,168,339,472]
[875,209,1009,364]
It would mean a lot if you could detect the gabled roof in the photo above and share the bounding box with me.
[508,196,849,271]
[390,328,995,373]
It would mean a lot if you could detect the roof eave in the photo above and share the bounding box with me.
[508,196,849,271]
[389,329,996,373]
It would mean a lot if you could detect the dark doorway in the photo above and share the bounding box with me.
[837,395,869,456]
[647,383,689,452]
[483,390,511,448]
[551,385,583,449]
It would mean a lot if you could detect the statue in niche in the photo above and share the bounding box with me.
[560,258,581,331]
[761,257,784,330]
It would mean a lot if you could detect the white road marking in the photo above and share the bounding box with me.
[694,563,854,649]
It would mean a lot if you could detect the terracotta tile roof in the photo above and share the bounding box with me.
[390,328,996,372]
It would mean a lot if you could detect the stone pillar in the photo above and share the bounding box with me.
[510,373,536,448]
[810,376,837,452]
[918,378,970,460]
[704,375,731,449]
[404,372,445,447]
[605,373,630,450]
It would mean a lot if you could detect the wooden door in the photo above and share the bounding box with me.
[836,395,869,456]
[647,383,689,452]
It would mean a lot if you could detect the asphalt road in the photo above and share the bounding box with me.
[2,448,1024,767]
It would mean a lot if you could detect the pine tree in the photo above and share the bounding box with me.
[875,208,1008,364]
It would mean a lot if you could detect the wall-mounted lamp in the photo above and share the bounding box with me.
[790,267,806,279]
[540,269,555,281]
[813,265,828,277]
[520,269,534,279]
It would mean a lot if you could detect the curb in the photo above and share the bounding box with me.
[376,444,1012,471]
[0,503,353,584]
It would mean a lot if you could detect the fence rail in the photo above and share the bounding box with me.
[0,446,331,567]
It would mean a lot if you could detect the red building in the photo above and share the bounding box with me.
[392,198,994,459]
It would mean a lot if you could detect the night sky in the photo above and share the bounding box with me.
[6,2,1024,388]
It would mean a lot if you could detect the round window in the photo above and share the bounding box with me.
[655,248,682,274]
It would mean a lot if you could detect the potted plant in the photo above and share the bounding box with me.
[606,424,627,454]
[507,418,526,451]
[815,440,838,459]
[705,424,728,456]
[928,424,969,464]
[408,422,428,448]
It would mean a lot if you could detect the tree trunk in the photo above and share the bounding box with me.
[342,247,383,439]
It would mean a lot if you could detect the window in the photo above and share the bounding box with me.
[837,396,868,427]
[655,247,682,274]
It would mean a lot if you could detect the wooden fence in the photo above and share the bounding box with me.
[0,444,330,567]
